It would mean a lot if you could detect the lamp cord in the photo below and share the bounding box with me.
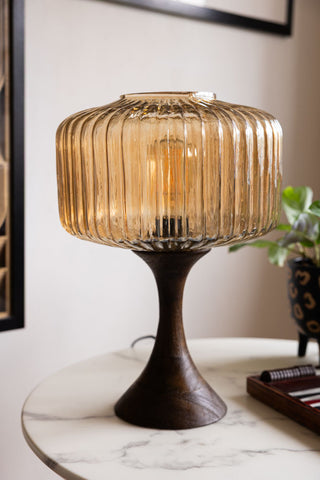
[130,335,156,349]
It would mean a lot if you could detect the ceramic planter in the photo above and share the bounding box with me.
[287,258,320,363]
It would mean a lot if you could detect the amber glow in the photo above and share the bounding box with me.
[56,92,283,251]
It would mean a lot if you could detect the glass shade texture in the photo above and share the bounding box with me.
[56,92,282,251]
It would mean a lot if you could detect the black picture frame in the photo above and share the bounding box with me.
[104,0,294,36]
[0,0,24,332]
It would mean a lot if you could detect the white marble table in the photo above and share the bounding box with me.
[22,338,320,480]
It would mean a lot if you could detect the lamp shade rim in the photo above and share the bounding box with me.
[121,91,217,101]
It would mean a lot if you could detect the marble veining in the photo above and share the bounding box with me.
[22,338,320,480]
[23,411,116,422]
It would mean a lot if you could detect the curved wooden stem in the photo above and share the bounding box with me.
[114,250,227,429]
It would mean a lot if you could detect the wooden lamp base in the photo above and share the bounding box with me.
[114,250,227,430]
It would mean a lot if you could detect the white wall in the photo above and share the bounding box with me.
[1,0,320,478]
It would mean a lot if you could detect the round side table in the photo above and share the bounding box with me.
[22,338,320,480]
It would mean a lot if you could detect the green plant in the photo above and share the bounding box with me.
[229,186,320,267]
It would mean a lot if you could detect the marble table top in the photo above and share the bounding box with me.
[22,338,320,480]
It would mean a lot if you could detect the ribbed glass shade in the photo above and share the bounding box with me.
[56,92,282,251]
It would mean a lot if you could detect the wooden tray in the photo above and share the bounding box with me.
[247,366,320,435]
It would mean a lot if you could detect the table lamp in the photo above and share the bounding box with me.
[56,92,282,429]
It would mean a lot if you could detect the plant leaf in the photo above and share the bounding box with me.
[229,243,246,252]
[282,186,313,224]
[244,240,278,248]
[309,200,320,217]
[267,245,288,267]
[300,239,315,248]
[276,224,291,231]
[292,212,320,242]
[229,240,278,253]
[278,231,306,247]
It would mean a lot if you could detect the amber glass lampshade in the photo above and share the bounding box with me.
[57,92,282,251]
[56,92,282,429]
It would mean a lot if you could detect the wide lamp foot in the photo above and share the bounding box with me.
[115,251,227,430]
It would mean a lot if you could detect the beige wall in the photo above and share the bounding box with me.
[1,0,320,478]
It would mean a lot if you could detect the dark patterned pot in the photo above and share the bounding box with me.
[287,258,320,364]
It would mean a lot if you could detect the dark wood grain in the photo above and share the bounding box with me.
[247,375,320,435]
[115,250,227,429]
